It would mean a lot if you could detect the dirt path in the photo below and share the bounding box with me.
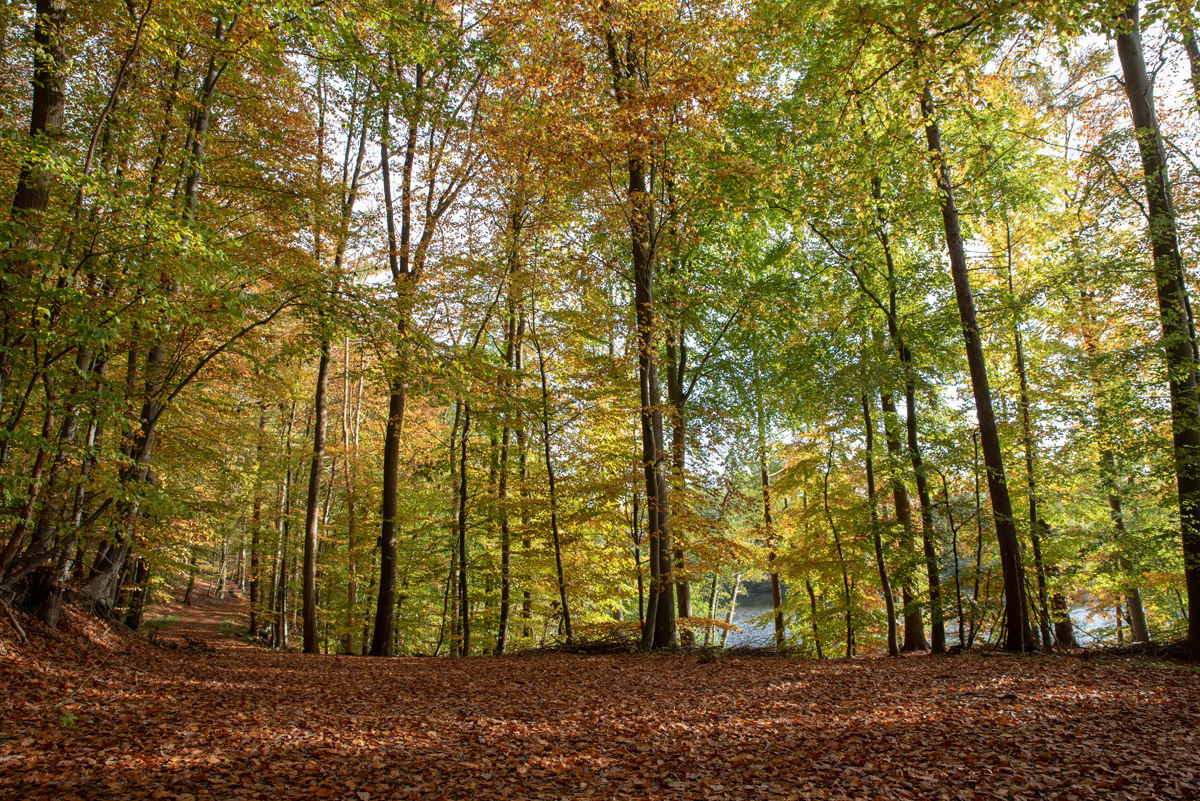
[3,601,1200,800]
[144,581,251,651]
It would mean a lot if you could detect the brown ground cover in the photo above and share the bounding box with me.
[2,593,1199,800]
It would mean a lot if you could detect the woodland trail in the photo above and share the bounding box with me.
[144,583,253,651]
[2,599,1200,801]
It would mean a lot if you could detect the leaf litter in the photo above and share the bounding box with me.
[2,599,1199,800]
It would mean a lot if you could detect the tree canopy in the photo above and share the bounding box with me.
[2,0,1199,657]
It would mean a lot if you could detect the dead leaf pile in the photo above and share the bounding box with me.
[2,600,1199,800]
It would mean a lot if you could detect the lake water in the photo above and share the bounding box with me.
[715,602,1123,650]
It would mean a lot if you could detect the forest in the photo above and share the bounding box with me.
[2,0,1200,664]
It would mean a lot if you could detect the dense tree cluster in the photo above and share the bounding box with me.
[1,0,1198,656]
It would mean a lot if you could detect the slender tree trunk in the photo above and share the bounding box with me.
[495,206,524,655]
[704,574,719,646]
[1116,2,1200,651]
[863,392,899,656]
[902,376,944,653]
[720,574,740,648]
[603,30,674,650]
[274,402,296,649]
[758,400,785,651]
[940,472,967,650]
[216,538,227,599]
[343,342,364,653]
[882,391,926,650]
[518,336,533,639]
[534,330,572,644]
[302,339,330,654]
[1003,221,1053,651]
[457,399,472,655]
[1177,2,1200,112]
[632,491,644,625]
[822,440,855,657]
[666,328,693,645]
[184,549,197,606]
[922,83,1032,652]
[967,430,985,650]
[806,580,824,659]
[249,407,266,637]
[1049,564,1078,648]
[871,175,942,652]
[371,381,403,657]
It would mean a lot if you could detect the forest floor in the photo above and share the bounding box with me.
[2,592,1200,801]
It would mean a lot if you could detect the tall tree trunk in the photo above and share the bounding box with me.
[183,548,198,606]
[1175,1,1200,112]
[822,441,855,657]
[249,406,267,637]
[939,471,968,650]
[371,381,404,657]
[761,432,785,651]
[371,90,410,657]
[632,491,644,625]
[495,201,525,655]
[342,340,360,654]
[301,74,367,655]
[604,28,673,650]
[666,325,693,645]
[921,83,1033,652]
[967,430,986,650]
[870,173,943,652]
[74,16,234,616]
[903,376,944,653]
[518,328,533,639]
[1003,220,1053,651]
[863,392,899,657]
[7,0,67,240]
[882,391,926,650]
[302,339,330,654]
[274,402,296,649]
[534,329,573,644]
[1116,1,1200,651]
[457,400,472,655]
